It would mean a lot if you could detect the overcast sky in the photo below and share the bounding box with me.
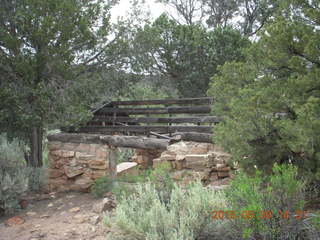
[110,0,166,22]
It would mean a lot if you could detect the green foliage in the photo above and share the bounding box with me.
[0,169,29,213]
[116,148,134,164]
[91,176,114,199]
[0,134,47,213]
[133,14,250,97]
[0,0,119,166]
[112,162,174,202]
[208,0,320,174]
[225,164,318,239]
[106,181,226,240]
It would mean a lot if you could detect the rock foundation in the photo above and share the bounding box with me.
[48,141,110,192]
[48,139,233,192]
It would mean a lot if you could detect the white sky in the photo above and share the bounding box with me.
[110,0,166,22]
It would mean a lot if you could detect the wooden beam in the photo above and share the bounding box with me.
[171,132,214,143]
[91,116,221,124]
[72,125,212,134]
[109,97,213,106]
[47,133,169,150]
[97,105,211,115]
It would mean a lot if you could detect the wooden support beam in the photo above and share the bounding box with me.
[47,133,170,150]
[171,132,214,143]
[74,125,212,134]
[108,146,117,183]
[91,116,221,124]
[97,105,211,115]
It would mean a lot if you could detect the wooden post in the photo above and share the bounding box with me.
[108,145,117,186]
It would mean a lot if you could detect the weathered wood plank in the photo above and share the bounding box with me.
[109,97,213,106]
[72,125,212,134]
[91,116,221,124]
[171,132,214,143]
[47,133,170,149]
[97,105,211,115]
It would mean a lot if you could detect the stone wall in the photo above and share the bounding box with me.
[48,141,109,192]
[131,141,233,186]
[48,139,233,192]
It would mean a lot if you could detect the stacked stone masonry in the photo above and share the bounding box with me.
[48,140,233,192]
[48,141,110,192]
[131,141,233,185]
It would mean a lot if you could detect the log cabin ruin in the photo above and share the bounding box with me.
[47,97,233,192]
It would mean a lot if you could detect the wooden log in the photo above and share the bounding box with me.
[74,125,212,134]
[108,146,117,183]
[47,133,170,150]
[171,132,214,143]
[97,105,211,115]
[109,97,213,106]
[91,116,222,124]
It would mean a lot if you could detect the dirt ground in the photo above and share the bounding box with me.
[0,192,111,240]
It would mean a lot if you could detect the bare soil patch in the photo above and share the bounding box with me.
[0,192,110,240]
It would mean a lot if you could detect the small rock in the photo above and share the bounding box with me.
[26,211,37,216]
[69,207,80,213]
[40,215,50,219]
[48,203,54,207]
[92,198,116,213]
[5,216,25,226]
[90,215,101,225]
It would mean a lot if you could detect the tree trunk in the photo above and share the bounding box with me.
[29,127,43,167]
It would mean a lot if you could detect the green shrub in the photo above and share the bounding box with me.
[106,181,227,240]
[0,134,48,214]
[0,168,29,213]
[225,163,319,239]
[91,176,114,198]
[148,162,175,204]
[117,148,134,164]
[26,167,48,192]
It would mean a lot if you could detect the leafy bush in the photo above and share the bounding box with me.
[148,162,175,204]
[91,176,114,199]
[106,181,227,240]
[0,168,29,213]
[0,134,27,213]
[225,164,319,239]
[117,148,134,164]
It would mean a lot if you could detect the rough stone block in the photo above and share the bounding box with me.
[61,143,79,151]
[89,160,108,170]
[47,142,62,151]
[64,166,84,178]
[49,169,64,179]
[95,149,108,159]
[117,162,138,176]
[217,171,230,178]
[174,159,185,170]
[184,154,209,170]
[160,154,176,161]
[90,170,107,180]
[190,143,210,154]
[217,167,230,172]
[51,150,75,158]
[75,143,91,153]
[72,176,93,192]
[167,142,189,155]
